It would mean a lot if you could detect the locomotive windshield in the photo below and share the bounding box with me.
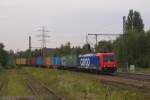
[103,55,114,62]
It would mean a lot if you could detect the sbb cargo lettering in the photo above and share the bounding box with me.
[80,58,90,67]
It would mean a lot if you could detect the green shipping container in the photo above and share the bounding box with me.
[61,55,78,67]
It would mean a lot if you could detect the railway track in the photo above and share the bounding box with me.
[24,76,60,100]
[60,68,150,90]
[58,69,150,91]
[116,72,150,82]
[99,75,150,91]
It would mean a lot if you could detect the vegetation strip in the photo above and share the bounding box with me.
[0,81,5,96]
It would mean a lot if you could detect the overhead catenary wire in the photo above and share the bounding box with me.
[88,33,121,52]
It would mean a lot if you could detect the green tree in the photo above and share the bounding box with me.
[71,46,83,55]
[97,40,113,53]
[126,9,144,32]
[53,42,71,56]
[114,31,150,68]
[82,43,91,54]
[0,43,4,48]
[0,43,9,67]
[113,10,149,68]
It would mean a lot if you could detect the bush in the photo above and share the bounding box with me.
[0,48,9,67]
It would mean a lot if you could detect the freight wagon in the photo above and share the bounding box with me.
[36,57,44,67]
[31,58,36,66]
[44,57,52,68]
[52,57,61,68]
[15,58,26,65]
[60,55,78,69]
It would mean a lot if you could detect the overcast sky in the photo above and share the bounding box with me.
[0,0,149,51]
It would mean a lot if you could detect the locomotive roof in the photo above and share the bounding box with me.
[79,52,115,57]
[79,53,96,57]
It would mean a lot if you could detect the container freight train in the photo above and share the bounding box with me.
[15,53,117,74]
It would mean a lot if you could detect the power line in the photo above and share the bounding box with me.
[37,26,50,49]
[37,26,50,56]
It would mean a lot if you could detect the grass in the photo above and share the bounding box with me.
[135,67,150,73]
[0,67,149,100]
[2,69,31,96]
[23,67,150,100]
[118,67,150,74]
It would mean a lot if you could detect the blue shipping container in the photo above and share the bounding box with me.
[79,54,100,70]
[36,57,44,66]
[52,57,61,66]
